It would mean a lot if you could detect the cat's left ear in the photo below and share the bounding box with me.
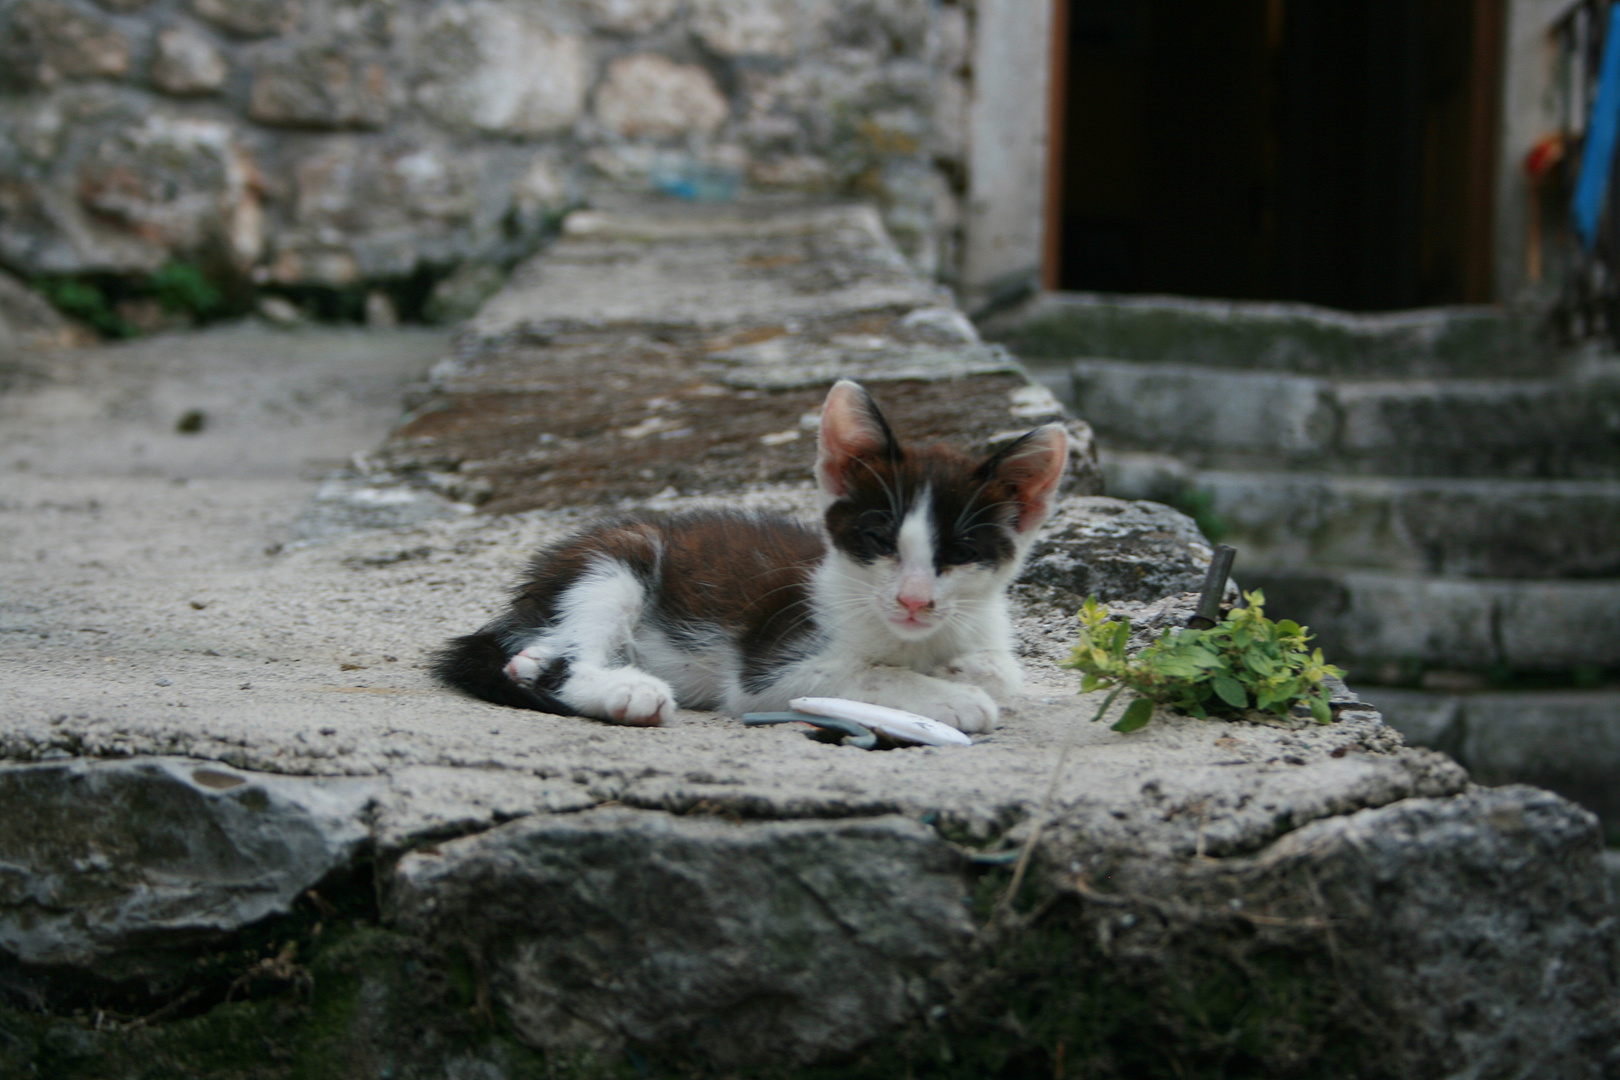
[816,379,901,499]
[982,424,1068,533]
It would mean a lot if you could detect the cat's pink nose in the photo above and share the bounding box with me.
[898,592,934,616]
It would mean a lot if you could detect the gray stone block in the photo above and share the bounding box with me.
[1185,470,1620,579]
[1365,687,1620,844]
[980,290,1555,377]
[1062,361,1620,479]
[0,758,380,981]
[388,809,973,1066]
[1242,568,1620,672]
[466,202,946,340]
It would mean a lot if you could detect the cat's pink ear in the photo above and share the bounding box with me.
[816,380,898,498]
[987,424,1068,532]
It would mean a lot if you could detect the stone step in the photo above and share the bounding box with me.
[1367,687,1620,844]
[1242,567,1620,678]
[1031,357,1620,479]
[1102,457,1620,580]
[981,291,1557,378]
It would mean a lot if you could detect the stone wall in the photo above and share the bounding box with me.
[0,0,970,312]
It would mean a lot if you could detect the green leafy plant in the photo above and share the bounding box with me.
[1063,590,1345,732]
[151,260,224,319]
[33,277,133,338]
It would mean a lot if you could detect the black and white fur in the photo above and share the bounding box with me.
[434,380,1068,732]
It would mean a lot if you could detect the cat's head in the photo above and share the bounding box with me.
[814,379,1067,640]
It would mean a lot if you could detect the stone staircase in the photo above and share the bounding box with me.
[982,292,1620,840]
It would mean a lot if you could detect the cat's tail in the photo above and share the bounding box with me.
[432,631,581,715]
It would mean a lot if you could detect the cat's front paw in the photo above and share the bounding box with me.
[911,684,998,734]
[934,649,1023,700]
[504,647,549,687]
[565,667,676,727]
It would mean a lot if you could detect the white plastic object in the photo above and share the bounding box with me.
[787,697,973,747]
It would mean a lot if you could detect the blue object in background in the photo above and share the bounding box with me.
[1573,5,1620,249]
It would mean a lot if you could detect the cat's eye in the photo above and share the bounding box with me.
[856,510,896,556]
[940,538,980,566]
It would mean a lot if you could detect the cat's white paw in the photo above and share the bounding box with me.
[565,667,676,727]
[933,649,1023,700]
[504,647,548,686]
[929,686,998,734]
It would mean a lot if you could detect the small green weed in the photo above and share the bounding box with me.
[151,261,224,318]
[1063,590,1344,732]
[34,276,132,338]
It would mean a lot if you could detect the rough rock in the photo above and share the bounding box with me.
[0,758,379,982]
[1019,496,1226,612]
[74,115,264,269]
[688,0,815,57]
[150,26,229,96]
[0,268,77,352]
[593,54,729,141]
[412,1,589,136]
[0,0,130,88]
[190,0,299,38]
[248,39,391,129]
[388,810,973,1065]
[583,0,678,34]
[422,259,506,325]
[468,201,946,338]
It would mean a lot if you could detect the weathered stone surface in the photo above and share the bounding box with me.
[190,0,298,38]
[1371,686,1620,842]
[1018,496,1222,612]
[248,39,391,129]
[291,138,476,232]
[593,53,729,140]
[581,0,678,34]
[981,290,1558,378]
[1058,357,1620,479]
[421,259,505,324]
[74,114,264,270]
[1142,785,1617,1078]
[0,0,961,297]
[1153,469,1620,579]
[0,268,77,351]
[389,809,973,1065]
[469,202,944,339]
[0,0,130,88]
[689,0,817,57]
[150,25,229,96]
[0,205,1614,1076]
[0,757,379,980]
[413,1,588,136]
[1242,567,1620,674]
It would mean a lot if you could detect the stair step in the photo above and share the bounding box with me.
[1038,359,1620,479]
[983,291,1555,377]
[1104,461,1620,579]
[1240,568,1620,675]
[1367,687,1620,842]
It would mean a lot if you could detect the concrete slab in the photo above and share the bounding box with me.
[1051,358,1620,478]
[980,290,1556,377]
[1161,469,1620,579]
[1369,686,1620,842]
[1243,567,1620,673]
[468,201,947,341]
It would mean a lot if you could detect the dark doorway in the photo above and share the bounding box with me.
[1049,0,1503,309]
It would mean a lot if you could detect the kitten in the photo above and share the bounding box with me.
[434,379,1067,733]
